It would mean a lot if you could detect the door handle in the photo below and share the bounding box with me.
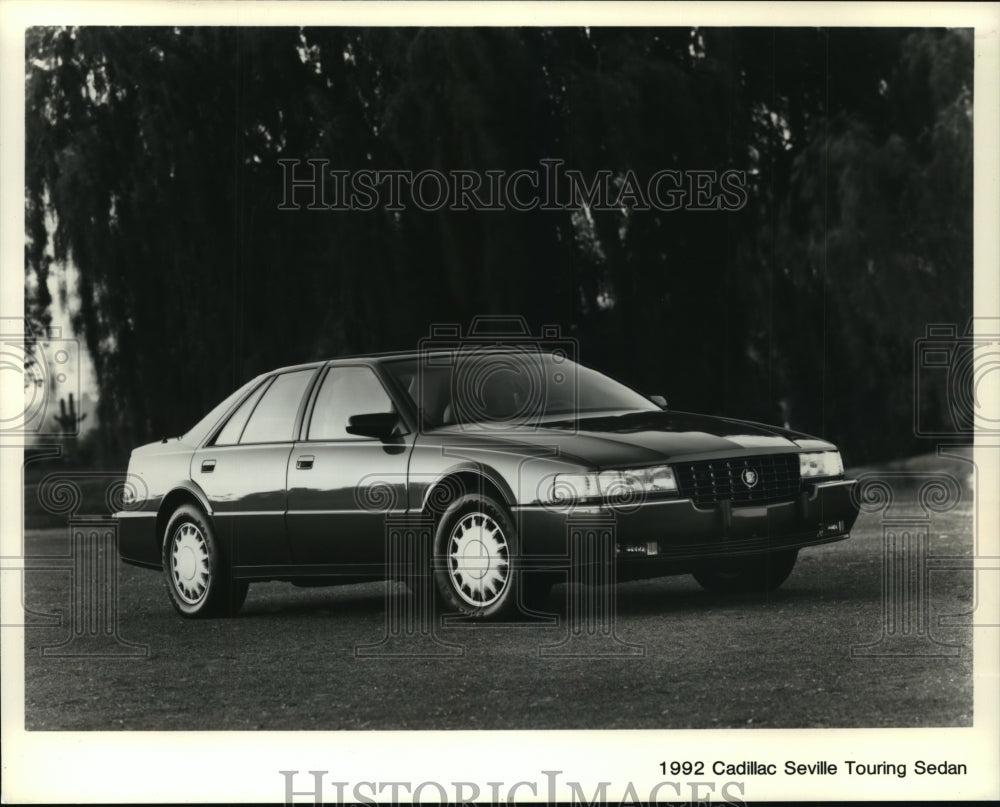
[296,455,314,470]
[201,459,216,473]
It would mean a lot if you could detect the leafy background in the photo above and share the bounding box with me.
[24,27,973,466]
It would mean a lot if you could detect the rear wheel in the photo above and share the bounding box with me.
[692,549,798,594]
[162,504,248,618]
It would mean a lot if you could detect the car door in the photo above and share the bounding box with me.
[192,367,317,571]
[285,364,412,574]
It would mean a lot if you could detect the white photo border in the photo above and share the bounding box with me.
[2,1,997,802]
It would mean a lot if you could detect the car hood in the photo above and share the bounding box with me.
[431,410,836,469]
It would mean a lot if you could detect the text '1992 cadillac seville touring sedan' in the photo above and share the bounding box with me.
[117,347,859,618]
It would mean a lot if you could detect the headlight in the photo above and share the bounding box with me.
[548,473,601,504]
[799,450,844,479]
[548,465,677,504]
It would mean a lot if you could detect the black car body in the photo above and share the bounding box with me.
[117,348,859,617]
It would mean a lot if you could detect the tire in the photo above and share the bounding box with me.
[162,503,248,618]
[692,549,799,594]
[433,493,519,618]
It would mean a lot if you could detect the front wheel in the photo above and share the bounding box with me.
[692,549,799,594]
[433,493,519,618]
[162,504,248,618]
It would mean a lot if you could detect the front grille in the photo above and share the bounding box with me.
[674,454,801,507]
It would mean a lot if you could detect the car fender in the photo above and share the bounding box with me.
[416,460,517,513]
[159,478,215,520]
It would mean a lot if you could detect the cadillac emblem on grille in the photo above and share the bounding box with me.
[675,454,799,506]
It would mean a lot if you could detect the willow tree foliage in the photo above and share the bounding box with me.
[25,27,972,462]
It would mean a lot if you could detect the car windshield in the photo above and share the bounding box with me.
[382,350,659,429]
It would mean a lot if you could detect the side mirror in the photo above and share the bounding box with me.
[346,412,399,440]
[650,395,668,409]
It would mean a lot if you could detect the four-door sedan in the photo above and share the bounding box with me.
[117,347,859,618]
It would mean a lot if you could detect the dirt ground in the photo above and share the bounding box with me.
[21,462,976,730]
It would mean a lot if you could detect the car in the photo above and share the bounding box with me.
[116,346,859,618]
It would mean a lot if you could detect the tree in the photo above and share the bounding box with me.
[26,27,972,464]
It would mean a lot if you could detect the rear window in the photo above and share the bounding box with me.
[213,378,272,446]
[239,369,315,444]
[181,376,262,445]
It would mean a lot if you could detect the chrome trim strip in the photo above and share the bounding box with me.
[287,509,409,515]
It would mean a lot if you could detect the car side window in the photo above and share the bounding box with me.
[239,369,314,444]
[308,366,394,441]
[212,378,272,446]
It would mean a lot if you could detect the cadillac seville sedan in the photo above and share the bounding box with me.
[117,347,859,618]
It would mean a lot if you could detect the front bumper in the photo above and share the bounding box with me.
[513,478,858,569]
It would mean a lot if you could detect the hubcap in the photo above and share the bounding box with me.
[170,522,211,605]
[447,512,510,607]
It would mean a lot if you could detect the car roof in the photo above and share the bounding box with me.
[268,346,562,375]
